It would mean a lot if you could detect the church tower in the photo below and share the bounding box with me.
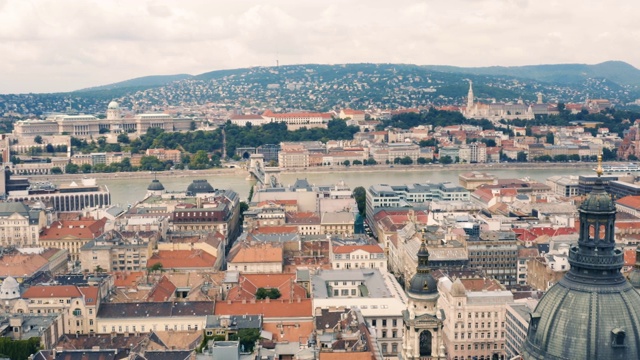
[522,156,640,359]
[402,237,445,360]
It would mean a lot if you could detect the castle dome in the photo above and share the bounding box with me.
[522,165,640,360]
[107,101,119,110]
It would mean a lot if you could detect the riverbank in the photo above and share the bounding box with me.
[27,161,600,183]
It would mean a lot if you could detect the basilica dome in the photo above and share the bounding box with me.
[522,167,640,360]
[186,179,214,195]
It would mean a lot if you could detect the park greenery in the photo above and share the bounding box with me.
[255,287,282,300]
[0,337,40,360]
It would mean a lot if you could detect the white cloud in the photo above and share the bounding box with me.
[0,0,639,93]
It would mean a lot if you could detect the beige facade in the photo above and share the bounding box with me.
[13,285,100,335]
[320,212,355,236]
[0,204,45,247]
[278,150,310,168]
[438,278,513,360]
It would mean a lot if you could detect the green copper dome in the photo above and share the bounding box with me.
[407,240,438,296]
[522,175,640,360]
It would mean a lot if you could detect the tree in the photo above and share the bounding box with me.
[342,160,350,167]
[352,159,362,165]
[80,164,92,173]
[545,132,555,145]
[517,151,528,162]
[46,143,55,153]
[117,133,130,144]
[400,156,413,165]
[65,163,79,174]
[190,150,210,169]
[602,148,617,161]
[440,155,453,164]
[236,328,260,353]
[34,135,43,144]
[352,186,366,215]
[50,167,63,174]
[148,262,163,273]
[256,287,281,300]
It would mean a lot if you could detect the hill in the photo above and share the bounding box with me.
[75,74,193,92]
[422,61,640,86]
[3,62,640,116]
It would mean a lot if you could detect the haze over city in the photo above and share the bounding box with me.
[1,0,639,94]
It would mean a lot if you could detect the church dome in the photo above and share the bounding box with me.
[107,101,119,110]
[186,179,214,195]
[407,240,438,297]
[147,179,165,191]
[523,170,640,360]
[0,276,20,300]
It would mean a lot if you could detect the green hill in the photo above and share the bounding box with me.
[422,61,640,86]
[75,74,193,92]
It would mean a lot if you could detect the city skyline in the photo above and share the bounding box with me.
[1,0,639,94]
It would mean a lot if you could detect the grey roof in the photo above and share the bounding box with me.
[138,351,192,360]
[312,269,391,299]
[97,301,213,318]
[205,314,262,329]
[291,178,312,191]
[0,202,40,224]
[186,179,215,194]
[147,179,165,191]
[34,350,129,360]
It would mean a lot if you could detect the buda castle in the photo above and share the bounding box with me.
[13,101,194,138]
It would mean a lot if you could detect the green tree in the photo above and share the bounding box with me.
[80,164,92,173]
[440,155,453,164]
[65,163,79,174]
[352,186,366,215]
[237,328,260,353]
[50,167,63,174]
[190,150,211,169]
[546,132,555,144]
[352,159,362,165]
[256,287,281,300]
[34,135,43,144]
[400,156,413,165]
[417,157,430,165]
[342,160,350,167]
[117,133,130,144]
[517,151,528,162]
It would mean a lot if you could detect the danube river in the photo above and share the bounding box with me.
[89,166,594,206]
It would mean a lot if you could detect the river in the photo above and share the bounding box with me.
[83,167,593,206]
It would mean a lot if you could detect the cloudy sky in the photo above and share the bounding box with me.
[1,0,638,94]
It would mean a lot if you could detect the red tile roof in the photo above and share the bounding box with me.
[78,286,99,306]
[214,298,313,318]
[22,285,82,299]
[147,276,176,302]
[332,245,384,254]
[147,250,216,269]
[252,226,298,235]
[40,218,107,240]
[617,196,640,210]
[227,273,307,301]
[228,243,283,264]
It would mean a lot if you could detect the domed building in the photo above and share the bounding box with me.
[146,178,165,197]
[522,159,640,359]
[0,276,20,300]
[106,100,121,120]
[186,179,215,195]
[402,239,445,360]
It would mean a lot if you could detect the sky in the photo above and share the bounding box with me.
[1,0,639,94]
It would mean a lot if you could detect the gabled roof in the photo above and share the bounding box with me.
[147,276,177,302]
[78,286,99,306]
[617,195,640,210]
[147,250,216,270]
[226,273,308,301]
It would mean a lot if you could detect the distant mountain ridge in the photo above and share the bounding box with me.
[4,61,640,116]
[76,74,193,92]
[422,61,640,86]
